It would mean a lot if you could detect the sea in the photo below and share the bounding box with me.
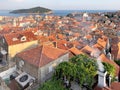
[0,10,117,17]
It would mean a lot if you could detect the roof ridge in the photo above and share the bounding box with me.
[38,45,44,67]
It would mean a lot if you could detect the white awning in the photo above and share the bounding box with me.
[1,50,7,55]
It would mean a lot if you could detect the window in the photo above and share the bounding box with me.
[21,36,26,41]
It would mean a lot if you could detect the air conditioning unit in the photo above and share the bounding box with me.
[15,72,35,88]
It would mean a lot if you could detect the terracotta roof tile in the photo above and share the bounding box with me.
[97,38,107,48]
[69,47,84,55]
[4,31,37,45]
[17,45,68,67]
[57,34,66,39]
[84,35,92,39]
[111,82,120,90]
[94,82,120,90]
[73,33,80,37]
[57,40,69,50]
[93,43,104,50]
[81,45,93,55]
[71,41,81,47]
[48,35,56,41]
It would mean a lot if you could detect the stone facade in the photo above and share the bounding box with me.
[16,53,69,84]
[39,54,69,83]
[16,57,38,79]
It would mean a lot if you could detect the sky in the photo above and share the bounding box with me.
[0,0,120,10]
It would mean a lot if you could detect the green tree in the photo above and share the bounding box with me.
[102,62,115,78]
[55,62,77,80]
[38,79,68,90]
[55,54,98,89]
[70,55,98,89]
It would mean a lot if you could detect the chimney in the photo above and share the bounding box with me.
[93,35,96,40]
[106,38,111,50]
[98,71,107,88]
[64,43,67,47]
[53,41,57,48]
[97,57,107,88]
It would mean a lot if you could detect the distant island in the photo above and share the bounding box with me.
[10,7,52,14]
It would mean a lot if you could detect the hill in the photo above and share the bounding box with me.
[10,7,52,14]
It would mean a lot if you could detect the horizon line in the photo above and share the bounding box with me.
[0,9,119,11]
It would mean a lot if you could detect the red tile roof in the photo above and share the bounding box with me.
[69,47,84,55]
[17,45,68,67]
[4,31,37,45]
[71,41,81,47]
[57,40,69,50]
[111,82,120,90]
[37,36,49,44]
[81,45,93,55]
[48,35,56,41]
[97,38,107,48]
[73,33,80,37]
[93,43,104,50]
[57,34,66,40]
[94,82,120,90]
[84,34,92,40]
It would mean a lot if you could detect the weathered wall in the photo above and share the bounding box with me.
[39,53,69,83]
[16,53,69,84]
[16,57,38,79]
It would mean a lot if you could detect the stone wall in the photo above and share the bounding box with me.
[39,53,69,83]
[16,57,38,79]
[16,53,69,84]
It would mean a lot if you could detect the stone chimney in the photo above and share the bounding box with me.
[98,71,107,88]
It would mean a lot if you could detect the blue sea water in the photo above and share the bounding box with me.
[0,10,117,17]
[53,10,117,16]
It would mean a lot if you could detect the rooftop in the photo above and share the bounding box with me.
[17,45,68,67]
[4,31,37,45]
